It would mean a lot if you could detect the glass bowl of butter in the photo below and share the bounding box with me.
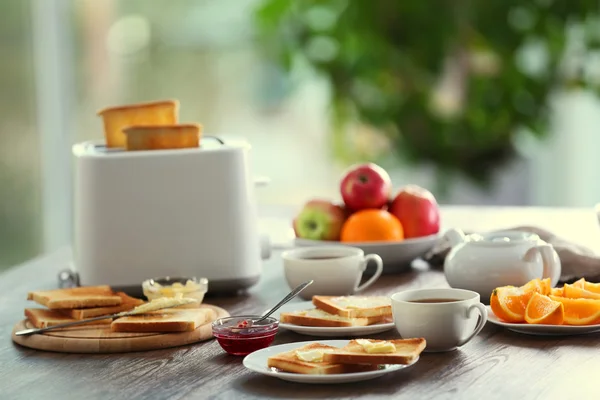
[142,276,208,307]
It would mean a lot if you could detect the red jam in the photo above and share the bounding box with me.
[212,316,279,356]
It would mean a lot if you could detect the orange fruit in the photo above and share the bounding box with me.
[550,286,565,297]
[489,278,550,323]
[549,295,600,325]
[524,293,564,325]
[563,284,600,300]
[571,278,600,294]
[340,209,404,243]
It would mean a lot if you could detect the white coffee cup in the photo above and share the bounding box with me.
[391,288,488,352]
[281,246,384,300]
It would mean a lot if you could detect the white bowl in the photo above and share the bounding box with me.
[294,234,439,273]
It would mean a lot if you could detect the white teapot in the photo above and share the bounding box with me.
[443,228,561,301]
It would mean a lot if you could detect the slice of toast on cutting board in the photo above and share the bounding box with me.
[25,308,112,328]
[27,285,123,309]
[111,307,217,333]
[60,292,144,320]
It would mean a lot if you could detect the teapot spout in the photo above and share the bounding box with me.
[444,228,466,247]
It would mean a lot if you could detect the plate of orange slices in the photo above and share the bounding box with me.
[487,277,600,336]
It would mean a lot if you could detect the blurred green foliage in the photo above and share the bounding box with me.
[254,0,600,186]
[0,0,41,271]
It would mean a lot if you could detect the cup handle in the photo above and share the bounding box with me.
[457,303,488,347]
[354,254,383,293]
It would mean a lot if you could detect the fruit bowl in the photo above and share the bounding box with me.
[294,234,439,274]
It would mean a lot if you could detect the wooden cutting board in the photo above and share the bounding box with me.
[11,304,228,354]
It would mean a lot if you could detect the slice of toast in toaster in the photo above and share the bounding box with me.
[280,308,387,327]
[60,292,144,320]
[267,343,378,375]
[122,124,202,151]
[25,308,112,328]
[27,285,123,309]
[110,307,216,333]
[312,295,392,318]
[96,99,179,148]
[322,338,426,365]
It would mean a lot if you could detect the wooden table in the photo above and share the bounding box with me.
[2,206,600,400]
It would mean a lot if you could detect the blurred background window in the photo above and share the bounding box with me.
[1,0,599,271]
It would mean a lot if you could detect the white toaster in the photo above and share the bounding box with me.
[69,137,270,294]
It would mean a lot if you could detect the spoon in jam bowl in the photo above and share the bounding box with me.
[252,279,313,325]
[211,280,313,356]
[232,280,313,328]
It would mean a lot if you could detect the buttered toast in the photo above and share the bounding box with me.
[280,308,386,327]
[111,307,217,333]
[323,338,426,365]
[27,286,123,309]
[267,343,378,375]
[312,295,392,318]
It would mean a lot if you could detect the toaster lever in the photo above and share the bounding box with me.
[58,268,80,288]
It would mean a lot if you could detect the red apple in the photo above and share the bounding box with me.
[340,163,392,211]
[292,199,347,241]
[388,185,440,238]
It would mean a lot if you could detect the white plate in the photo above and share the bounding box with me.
[243,340,417,384]
[486,306,600,336]
[272,301,396,337]
[294,234,438,273]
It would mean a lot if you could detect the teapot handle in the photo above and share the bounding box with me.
[534,244,562,287]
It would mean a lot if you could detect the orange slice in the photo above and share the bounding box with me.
[550,286,565,297]
[571,278,600,294]
[563,284,600,300]
[490,278,550,323]
[524,293,564,325]
[549,295,600,325]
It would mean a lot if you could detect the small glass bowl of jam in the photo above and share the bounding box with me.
[212,315,279,356]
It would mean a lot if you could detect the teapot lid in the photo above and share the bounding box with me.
[469,230,539,245]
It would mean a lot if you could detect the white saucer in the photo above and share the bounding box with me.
[486,306,600,336]
[272,301,396,337]
[243,340,417,384]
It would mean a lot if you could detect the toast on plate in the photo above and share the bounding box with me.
[322,338,426,365]
[25,308,112,329]
[60,292,144,320]
[27,285,123,309]
[267,343,379,375]
[312,295,392,318]
[110,307,217,333]
[96,99,179,148]
[122,124,202,151]
[280,308,387,327]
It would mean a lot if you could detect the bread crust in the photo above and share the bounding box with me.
[27,286,123,309]
[25,308,112,328]
[60,292,144,320]
[323,338,427,365]
[267,343,378,375]
[280,310,386,327]
[312,296,392,318]
[96,100,179,116]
